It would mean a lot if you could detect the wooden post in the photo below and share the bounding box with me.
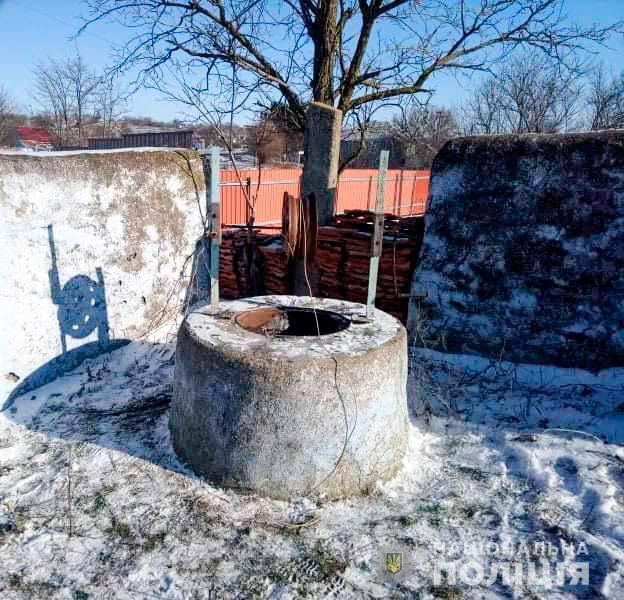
[208,146,221,313]
[366,150,389,320]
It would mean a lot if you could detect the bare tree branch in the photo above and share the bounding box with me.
[391,102,459,167]
[461,52,582,134]
[0,85,16,147]
[80,0,623,189]
[33,54,123,146]
[586,65,624,130]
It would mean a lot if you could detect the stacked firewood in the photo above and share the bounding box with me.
[219,229,291,298]
[316,211,424,322]
[257,240,291,295]
[331,209,424,240]
[219,229,252,298]
[216,209,424,323]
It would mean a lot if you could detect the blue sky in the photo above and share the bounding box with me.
[0,0,622,123]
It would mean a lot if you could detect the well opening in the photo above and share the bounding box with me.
[235,306,350,336]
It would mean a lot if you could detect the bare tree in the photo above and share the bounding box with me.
[34,59,73,146]
[81,0,621,223]
[0,85,15,147]
[254,102,304,163]
[144,56,261,215]
[460,78,508,135]
[587,66,624,130]
[462,53,582,135]
[391,104,458,168]
[247,118,288,165]
[93,76,127,137]
[66,55,101,144]
[33,55,102,147]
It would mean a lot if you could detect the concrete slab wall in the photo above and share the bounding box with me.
[0,149,205,403]
[408,131,624,370]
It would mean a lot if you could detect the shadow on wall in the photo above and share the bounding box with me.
[2,224,129,409]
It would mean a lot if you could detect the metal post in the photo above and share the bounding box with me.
[366,150,389,320]
[208,146,221,313]
[245,177,251,226]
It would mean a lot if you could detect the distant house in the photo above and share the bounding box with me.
[15,127,53,151]
[340,126,401,168]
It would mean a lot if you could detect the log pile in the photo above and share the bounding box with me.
[219,229,251,299]
[331,209,424,240]
[257,240,291,295]
[215,209,424,323]
[219,229,291,298]
[316,221,423,322]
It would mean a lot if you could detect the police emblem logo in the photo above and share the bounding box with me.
[386,552,402,574]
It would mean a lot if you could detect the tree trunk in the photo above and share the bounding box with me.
[301,0,341,224]
[295,102,342,295]
[311,0,338,105]
[294,0,341,295]
[302,102,342,226]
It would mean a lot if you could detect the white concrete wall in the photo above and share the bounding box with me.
[0,149,205,404]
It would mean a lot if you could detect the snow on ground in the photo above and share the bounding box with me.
[1,341,624,599]
[0,148,190,157]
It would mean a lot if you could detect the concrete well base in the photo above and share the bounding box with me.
[170,295,408,499]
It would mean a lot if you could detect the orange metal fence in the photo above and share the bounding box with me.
[220,167,430,226]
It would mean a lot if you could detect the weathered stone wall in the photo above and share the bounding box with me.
[408,131,624,370]
[0,149,205,403]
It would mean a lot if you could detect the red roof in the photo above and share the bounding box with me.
[16,127,52,144]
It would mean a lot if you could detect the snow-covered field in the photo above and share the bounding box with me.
[1,340,623,599]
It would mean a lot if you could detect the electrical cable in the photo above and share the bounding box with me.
[299,196,359,495]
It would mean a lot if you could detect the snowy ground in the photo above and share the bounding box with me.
[1,340,624,599]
